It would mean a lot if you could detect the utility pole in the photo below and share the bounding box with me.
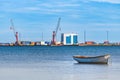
[107,31,109,42]
[84,30,86,44]
[41,32,43,41]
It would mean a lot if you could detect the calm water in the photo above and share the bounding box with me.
[0,46,120,80]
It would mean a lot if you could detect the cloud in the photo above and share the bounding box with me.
[24,2,80,14]
[0,0,81,16]
[88,0,120,4]
[39,2,80,7]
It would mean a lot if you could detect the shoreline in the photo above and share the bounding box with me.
[0,44,120,47]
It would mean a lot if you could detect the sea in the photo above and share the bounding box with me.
[0,46,120,80]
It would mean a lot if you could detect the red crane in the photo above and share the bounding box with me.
[52,17,61,45]
[10,19,19,45]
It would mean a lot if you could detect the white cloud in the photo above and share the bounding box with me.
[0,1,81,15]
[39,3,80,7]
[88,0,120,4]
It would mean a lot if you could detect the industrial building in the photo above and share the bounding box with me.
[61,33,78,45]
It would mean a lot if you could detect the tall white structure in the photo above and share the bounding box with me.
[61,33,78,45]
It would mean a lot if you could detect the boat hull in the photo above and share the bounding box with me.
[73,54,110,64]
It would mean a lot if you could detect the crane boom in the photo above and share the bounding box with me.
[55,17,61,37]
[10,19,19,45]
[10,19,16,36]
[52,17,61,45]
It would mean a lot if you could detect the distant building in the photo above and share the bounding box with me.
[104,41,109,45]
[35,41,48,45]
[61,33,78,45]
[85,41,96,45]
[21,41,31,46]
[0,43,10,46]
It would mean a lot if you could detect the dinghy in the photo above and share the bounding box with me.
[73,54,110,64]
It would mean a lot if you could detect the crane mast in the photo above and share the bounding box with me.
[10,19,19,45]
[52,17,61,45]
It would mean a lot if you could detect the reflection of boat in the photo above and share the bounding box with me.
[73,54,110,64]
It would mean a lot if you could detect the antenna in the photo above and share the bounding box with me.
[107,31,109,41]
[41,32,43,41]
[84,30,86,43]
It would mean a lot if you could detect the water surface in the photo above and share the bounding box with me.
[0,46,119,80]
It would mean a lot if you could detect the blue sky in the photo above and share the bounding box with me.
[0,0,120,43]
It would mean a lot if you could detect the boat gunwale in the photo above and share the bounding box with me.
[73,54,110,59]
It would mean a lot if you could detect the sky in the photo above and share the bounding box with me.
[0,0,120,43]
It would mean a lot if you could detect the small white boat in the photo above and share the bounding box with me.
[73,54,110,64]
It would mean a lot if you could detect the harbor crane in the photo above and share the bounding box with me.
[51,17,61,45]
[10,19,19,45]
